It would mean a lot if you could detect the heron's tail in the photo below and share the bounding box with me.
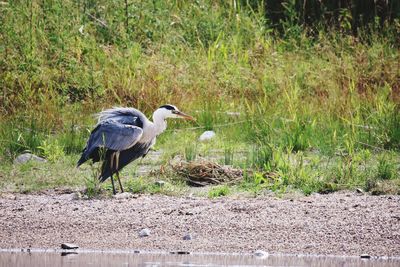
[76,146,94,167]
[99,159,113,183]
[98,143,149,183]
[77,154,87,167]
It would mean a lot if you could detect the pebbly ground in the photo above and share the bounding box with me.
[0,191,399,257]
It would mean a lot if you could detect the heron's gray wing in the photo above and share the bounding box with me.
[98,108,144,128]
[88,120,143,151]
[77,120,143,166]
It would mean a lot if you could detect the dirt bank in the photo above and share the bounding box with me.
[0,191,399,257]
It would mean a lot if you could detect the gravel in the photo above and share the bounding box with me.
[113,192,135,199]
[0,191,399,256]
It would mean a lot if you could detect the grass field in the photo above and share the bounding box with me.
[1,1,399,196]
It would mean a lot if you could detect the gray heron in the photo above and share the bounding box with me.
[77,104,194,194]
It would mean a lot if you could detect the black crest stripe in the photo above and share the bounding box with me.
[159,105,176,110]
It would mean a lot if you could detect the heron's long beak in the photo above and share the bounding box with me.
[176,111,195,121]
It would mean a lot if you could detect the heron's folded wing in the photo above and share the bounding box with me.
[88,120,143,151]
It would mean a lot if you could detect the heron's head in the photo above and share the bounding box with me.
[155,104,195,121]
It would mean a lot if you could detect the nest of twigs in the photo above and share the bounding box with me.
[171,158,243,186]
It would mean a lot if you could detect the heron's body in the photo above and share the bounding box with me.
[77,105,193,194]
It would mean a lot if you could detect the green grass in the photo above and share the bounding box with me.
[0,155,86,193]
[208,185,230,198]
[0,1,399,196]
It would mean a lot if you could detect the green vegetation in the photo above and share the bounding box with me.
[0,1,399,197]
[208,185,230,198]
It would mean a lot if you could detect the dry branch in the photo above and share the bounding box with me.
[171,158,243,186]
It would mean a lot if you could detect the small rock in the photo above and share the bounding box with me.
[254,250,269,259]
[1,193,16,200]
[139,228,151,237]
[183,234,192,240]
[170,251,190,255]
[14,153,47,164]
[199,131,216,142]
[155,180,166,187]
[61,243,79,249]
[13,207,24,212]
[60,193,80,201]
[356,188,364,194]
[113,192,134,199]
[78,25,84,35]
[360,254,371,259]
[226,111,241,117]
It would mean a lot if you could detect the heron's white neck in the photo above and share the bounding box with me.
[151,110,167,136]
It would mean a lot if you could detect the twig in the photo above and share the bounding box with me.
[356,141,386,151]
[85,12,108,28]
[169,119,250,132]
[171,159,243,186]
[124,0,129,35]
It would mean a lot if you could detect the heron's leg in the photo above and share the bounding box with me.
[109,153,117,195]
[116,171,124,193]
[110,174,116,195]
[110,152,115,171]
[115,151,120,171]
[113,152,124,193]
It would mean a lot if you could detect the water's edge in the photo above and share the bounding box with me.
[1,248,399,260]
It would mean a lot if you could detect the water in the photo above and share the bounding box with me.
[0,250,398,267]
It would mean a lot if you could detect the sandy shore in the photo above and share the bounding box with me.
[0,191,399,257]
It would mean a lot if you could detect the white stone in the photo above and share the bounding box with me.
[78,25,84,35]
[199,131,216,142]
[139,228,151,237]
[254,250,269,258]
[226,111,241,117]
[14,153,47,164]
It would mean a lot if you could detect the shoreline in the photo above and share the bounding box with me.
[1,248,400,260]
[1,191,399,257]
